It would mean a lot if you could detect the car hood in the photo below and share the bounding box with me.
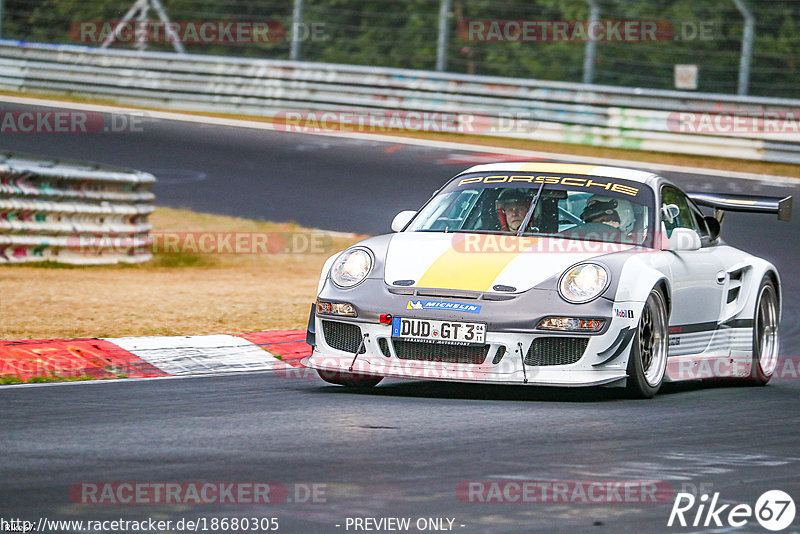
[383,232,632,293]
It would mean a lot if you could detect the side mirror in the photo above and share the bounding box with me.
[391,210,416,232]
[704,216,720,241]
[667,227,701,251]
[661,204,681,224]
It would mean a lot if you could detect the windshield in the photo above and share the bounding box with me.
[406,172,654,245]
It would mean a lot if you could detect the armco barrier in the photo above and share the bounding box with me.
[1,40,799,163]
[0,153,155,264]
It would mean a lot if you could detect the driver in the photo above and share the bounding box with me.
[495,189,534,232]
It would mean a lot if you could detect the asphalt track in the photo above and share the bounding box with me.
[1,102,800,533]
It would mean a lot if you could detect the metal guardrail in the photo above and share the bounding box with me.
[0,153,155,264]
[1,40,799,164]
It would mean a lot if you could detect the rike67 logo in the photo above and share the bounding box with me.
[668,490,796,531]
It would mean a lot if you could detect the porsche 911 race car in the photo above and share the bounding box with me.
[304,163,791,397]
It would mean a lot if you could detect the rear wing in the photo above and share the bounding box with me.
[688,193,792,222]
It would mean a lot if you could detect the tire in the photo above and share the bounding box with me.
[317,369,383,389]
[744,278,779,386]
[626,288,669,399]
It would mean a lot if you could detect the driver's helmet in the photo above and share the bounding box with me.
[495,188,534,230]
[495,188,534,208]
[581,195,636,232]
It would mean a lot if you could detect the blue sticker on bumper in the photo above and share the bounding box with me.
[406,300,482,314]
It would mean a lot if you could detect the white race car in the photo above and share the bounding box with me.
[304,163,791,398]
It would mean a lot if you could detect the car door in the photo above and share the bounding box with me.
[661,185,726,355]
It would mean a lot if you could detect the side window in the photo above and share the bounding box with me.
[689,202,710,240]
[446,190,479,221]
[661,186,699,236]
[420,190,479,231]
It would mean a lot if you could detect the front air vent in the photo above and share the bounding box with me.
[386,288,519,300]
[727,287,740,304]
[415,289,481,299]
[525,337,589,366]
[482,293,517,301]
[492,346,507,365]
[392,340,490,364]
[321,320,365,354]
[388,287,415,295]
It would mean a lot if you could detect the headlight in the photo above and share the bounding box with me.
[558,263,610,303]
[330,248,373,288]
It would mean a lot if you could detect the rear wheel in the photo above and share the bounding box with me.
[626,288,669,399]
[744,278,779,385]
[317,369,383,388]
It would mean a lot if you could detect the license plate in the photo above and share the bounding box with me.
[391,317,486,345]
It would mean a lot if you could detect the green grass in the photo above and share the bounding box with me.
[1,376,24,385]
[3,252,221,270]
[0,373,136,386]
[0,374,98,385]
[149,253,219,268]
[25,374,95,383]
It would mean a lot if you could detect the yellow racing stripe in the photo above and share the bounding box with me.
[417,237,541,292]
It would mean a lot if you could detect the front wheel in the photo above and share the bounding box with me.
[317,369,383,389]
[626,288,669,399]
[743,278,779,385]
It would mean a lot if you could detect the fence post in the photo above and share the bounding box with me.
[582,0,600,84]
[291,0,304,61]
[436,0,452,72]
[101,0,185,54]
[150,0,186,54]
[731,0,754,95]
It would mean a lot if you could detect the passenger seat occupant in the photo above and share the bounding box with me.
[581,195,635,232]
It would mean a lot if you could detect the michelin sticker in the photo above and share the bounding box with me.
[407,300,482,314]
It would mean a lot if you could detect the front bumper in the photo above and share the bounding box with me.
[306,313,638,387]
[306,278,644,387]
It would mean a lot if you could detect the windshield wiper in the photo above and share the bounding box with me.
[450,229,513,235]
[415,229,513,235]
[516,179,546,237]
